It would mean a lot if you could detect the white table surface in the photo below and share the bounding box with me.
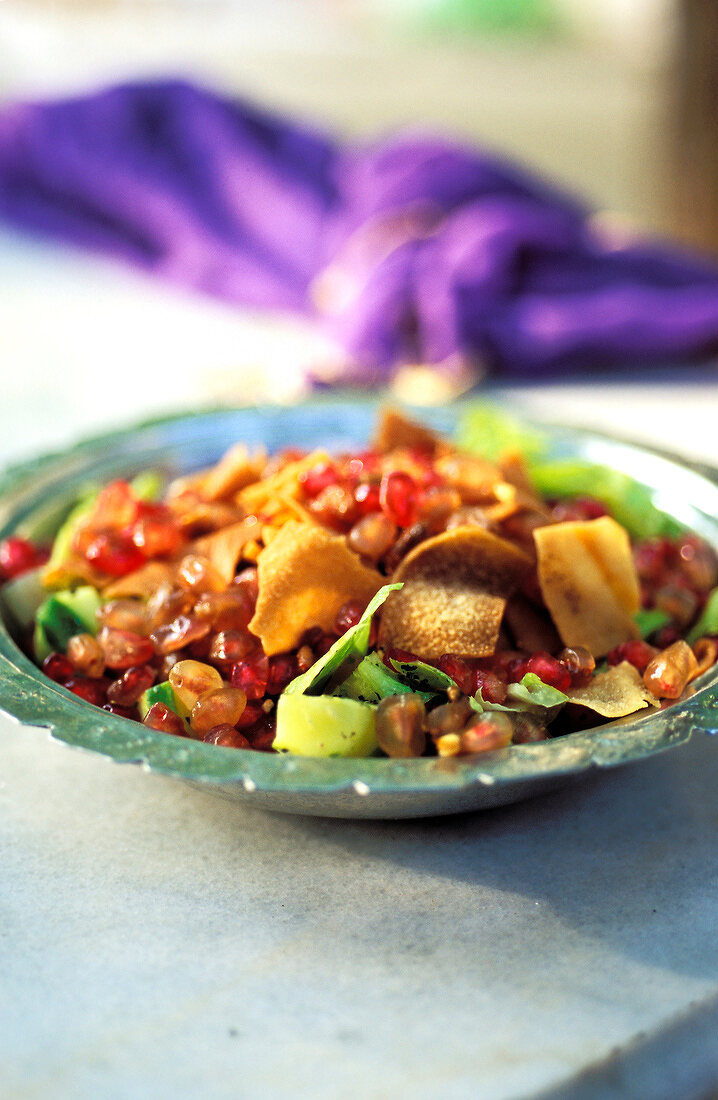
[2,228,718,1100]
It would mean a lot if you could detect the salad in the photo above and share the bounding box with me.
[2,405,718,761]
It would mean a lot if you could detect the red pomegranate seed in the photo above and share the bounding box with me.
[551,497,609,522]
[557,645,595,688]
[106,664,155,706]
[308,485,358,530]
[607,639,658,674]
[85,531,146,576]
[202,724,251,749]
[299,462,340,498]
[209,629,255,666]
[654,624,682,649]
[473,668,508,704]
[379,471,422,528]
[524,652,572,693]
[150,615,211,656]
[633,538,674,584]
[194,589,254,632]
[131,516,182,558]
[506,656,531,683]
[437,654,474,695]
[382,646,419,671]
[230,649,270,700]
[354,481,382,515]
[42,652,74,684]
[99,627,155,670]
[0,535,44,579]
[65,675,109,706]
[334,600,366,635]
[236,702,266,729]
[92,480,139,529]
[267,653,298,694]
[233,567,259,605]
[143,702,189,737]
[102,702,138,720]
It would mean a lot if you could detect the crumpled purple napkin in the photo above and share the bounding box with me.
[2,78,718,380]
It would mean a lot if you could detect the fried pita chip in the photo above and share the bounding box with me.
[249,521,384,655]
[103,561,177,599]
[373,407,448,456]
[200,443,266,502]
[236,450,331,513]
[534,517,640,657]
[434,453,508,505]
[567,661,659,718]
[378,526,531,660]
[503,594,561,654]
[191,516,262,585]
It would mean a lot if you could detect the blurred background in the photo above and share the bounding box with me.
[0,0,715,456]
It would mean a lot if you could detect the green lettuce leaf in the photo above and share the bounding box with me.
[633,608,671,639]
[387,657,456,693]
[471,672,568,722]
[283,583,402,696]
[687,586,718,644]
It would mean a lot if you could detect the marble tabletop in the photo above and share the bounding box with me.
[2,229,718,1099]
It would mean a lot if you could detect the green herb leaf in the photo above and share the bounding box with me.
[284,583,403,696]
[687,586,718,644]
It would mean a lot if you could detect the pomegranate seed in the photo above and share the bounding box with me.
[202,724,251,749]
[354,481,382,515]
[299,461,340,498]
[460,712,513,755]
[144,584,194,631]
[506,657,531,683]
[473,669,508,704]
[106,664,155,706]
[102,702,138,720]
[230,649,270,700]
[676,535,718,591]
[208,629,255,666]
[382,646,419,670]
[375,694,426,758]
[97,598,147,634]
[334,600,366,635]
[190,686,247,733]
[347,513,398,561]
[309,484,358,530]
[150,615,211,655]
[99,627,154,670]
[644,640,698,699]
[437,654,474,695]
[169,659,223,710]
[267,653,298,694]
[131,516,182,558]
[379,471,422,528]
[66,633,105,678]
[607,639,658,674]
[236,702,266,729]
[65,676,109,706]
[524,652,572,693]
[655,624,683,648]
[85,531,146,576]
[194,589,254,632]
[143,701,189,737]
[0,535,44,579]
[247,721,277,752]
[551,497,608,522]
[92,480,139,529]
[633,538,673,585]
[42,652,74,683]
[557,645,595,688]
[383,522,430,574]
[425,698,474,737]
[233,566,259,605]
[176,554,226,593]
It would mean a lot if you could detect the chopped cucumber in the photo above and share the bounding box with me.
[274,694,377,757]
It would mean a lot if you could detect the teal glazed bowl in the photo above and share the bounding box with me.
[1,399,718,819]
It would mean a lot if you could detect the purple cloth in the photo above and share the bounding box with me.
[2,78,718,379]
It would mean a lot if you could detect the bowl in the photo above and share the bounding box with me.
[2,398,718,819]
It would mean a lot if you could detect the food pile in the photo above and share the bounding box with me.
[2,407,718,759]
